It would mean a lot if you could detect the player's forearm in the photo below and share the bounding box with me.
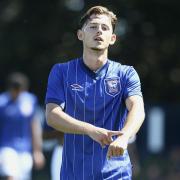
[46,104,94,135]
[121,100,145,139]
[31,118,43,153]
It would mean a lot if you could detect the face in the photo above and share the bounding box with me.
[78,14,116,51]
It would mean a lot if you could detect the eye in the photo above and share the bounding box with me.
[102,25,109,31]
[90,26,96,29]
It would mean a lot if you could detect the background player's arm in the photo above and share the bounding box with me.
[31,116,45,169]
[46,103,122,147]
[107,95,145,158]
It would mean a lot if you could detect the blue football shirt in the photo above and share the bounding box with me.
[45,58,142,180]
[0,91,37,152]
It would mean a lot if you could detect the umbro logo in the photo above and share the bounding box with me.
[70,84,84,91]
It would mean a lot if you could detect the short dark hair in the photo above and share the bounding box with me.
[7,72,29,91]
[79,6,117,32]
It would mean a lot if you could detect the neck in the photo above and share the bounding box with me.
[9,89,23,100]
[83,48,108,71]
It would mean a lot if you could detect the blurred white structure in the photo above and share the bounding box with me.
[147,107,165,153]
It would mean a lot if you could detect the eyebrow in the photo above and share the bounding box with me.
[89,22,109,26]
[89,23,99,25]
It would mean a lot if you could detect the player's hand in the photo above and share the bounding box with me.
[107,134,129,159]
[33,151,45,170]
[87,126,123,147]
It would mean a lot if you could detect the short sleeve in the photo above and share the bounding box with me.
[123,66,142,100]
[45,64,65,109]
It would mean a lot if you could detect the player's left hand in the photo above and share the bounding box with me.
[107,134,129,159]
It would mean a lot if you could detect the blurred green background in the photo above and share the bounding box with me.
[0,0,179,179]
[0,0,179,104]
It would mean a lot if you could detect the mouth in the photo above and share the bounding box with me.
[94,36,103,42]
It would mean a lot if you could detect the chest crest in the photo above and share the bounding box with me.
[104,77,121,97]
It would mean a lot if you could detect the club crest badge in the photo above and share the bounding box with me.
[104,77,121,97]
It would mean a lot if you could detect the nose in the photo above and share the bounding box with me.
[96,25,102,35]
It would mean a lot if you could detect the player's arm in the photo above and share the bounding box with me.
[46,103,122,147]
[31,116,45,169]
[107,95,145,158]
[122,95,145,138]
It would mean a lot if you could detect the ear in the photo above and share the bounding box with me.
[77,29,84,41]
[109,34,116,45]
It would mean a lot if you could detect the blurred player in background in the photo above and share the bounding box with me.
[45,6,145,180]
[0,72,45,180]
[43,119,63,180]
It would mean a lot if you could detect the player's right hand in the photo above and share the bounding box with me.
[87,126,123,147]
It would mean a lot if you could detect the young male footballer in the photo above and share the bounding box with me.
[45,5,145,180]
